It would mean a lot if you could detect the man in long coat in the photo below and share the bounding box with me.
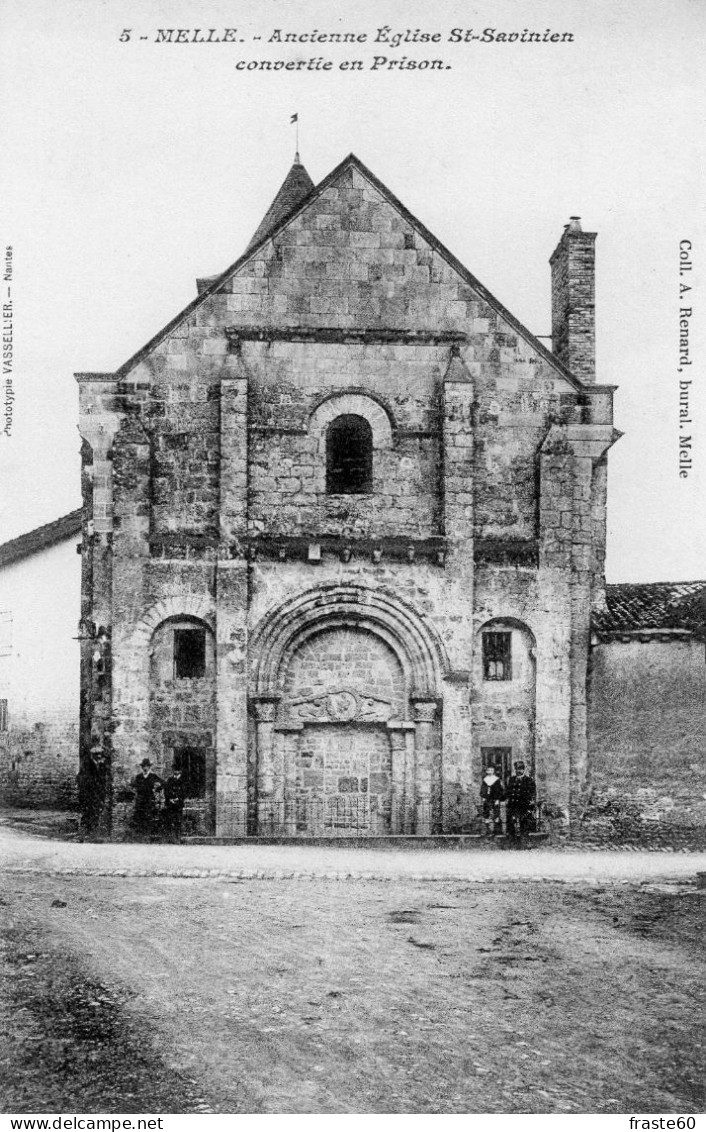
[505,761,536,843]
[77,745,108,840]
[163,766,187,842]
[130,758,163,839]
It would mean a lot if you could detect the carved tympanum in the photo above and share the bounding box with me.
[287,688,392,724]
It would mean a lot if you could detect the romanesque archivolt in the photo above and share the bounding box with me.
[308,391,395,449]
[250,583,446,702]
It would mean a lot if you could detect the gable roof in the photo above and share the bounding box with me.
[594,582,706,636]
[101,153,598,391]
[0,509,82,569]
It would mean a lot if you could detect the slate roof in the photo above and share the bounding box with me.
[595,582,706,635]
[246,156,315,252]
[0,509,82,569]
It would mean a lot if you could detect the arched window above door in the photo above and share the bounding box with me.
[326,414,373,494]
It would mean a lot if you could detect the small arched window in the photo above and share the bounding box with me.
[326,414,373,494]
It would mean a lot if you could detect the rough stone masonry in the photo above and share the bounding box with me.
[75,152,619,839]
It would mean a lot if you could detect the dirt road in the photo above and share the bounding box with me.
[3,822,706,882]
[2,841,704,1114]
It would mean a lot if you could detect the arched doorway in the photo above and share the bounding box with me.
[249,584,446,836]
[282,627,404,834]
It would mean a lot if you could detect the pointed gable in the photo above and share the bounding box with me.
[109,153,585,396]
[218,158,578,390]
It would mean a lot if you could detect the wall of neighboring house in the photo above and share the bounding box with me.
[586,635,706,842]
[0,537,81,807]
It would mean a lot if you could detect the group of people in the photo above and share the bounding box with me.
[480,761,537,844]
[130,758,187,841]
[81,751,535,845]
[77,748,187,841]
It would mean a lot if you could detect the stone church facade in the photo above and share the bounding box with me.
[76,152,619,838]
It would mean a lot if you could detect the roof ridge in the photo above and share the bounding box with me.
[605,580,706,589]
[0,508,83,568]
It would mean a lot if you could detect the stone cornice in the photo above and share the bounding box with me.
[226,327,466,347]
[148,533,447,565]
[540,422,620,461]
[591,628,698,644]
[474,539,539,568]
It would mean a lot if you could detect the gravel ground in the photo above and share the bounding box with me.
[2,822,705,882]
[2,868,704,1114]
[3,823,704,1114]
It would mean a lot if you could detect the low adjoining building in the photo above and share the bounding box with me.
[0,511,82,807]
[587,582,706,843]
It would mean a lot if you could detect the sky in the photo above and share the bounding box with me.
[1,0,704,581]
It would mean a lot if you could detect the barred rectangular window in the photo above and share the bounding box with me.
[481,746,512,781]
[482,631,512,680]
[173,747,206,799]
[173,628,206,679]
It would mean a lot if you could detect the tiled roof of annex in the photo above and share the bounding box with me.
[594,581,706,636]
[0,510,82,569]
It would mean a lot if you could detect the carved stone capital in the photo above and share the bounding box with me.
[251,695,280,724]
[78,416,121,453]
[412,700,438,724]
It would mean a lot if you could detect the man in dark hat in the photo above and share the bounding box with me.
[505,761,536,845]
[163,765,187,842]
[130,758,163,839]
[77,743,108,841]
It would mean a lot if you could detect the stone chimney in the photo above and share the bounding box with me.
[549,217,596,382]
